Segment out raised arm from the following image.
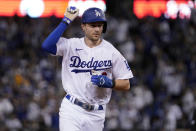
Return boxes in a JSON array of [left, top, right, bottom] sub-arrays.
[[42, 7, 79, 55]]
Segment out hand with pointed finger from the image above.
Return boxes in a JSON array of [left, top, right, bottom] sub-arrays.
[[62, 6, 79, 24], [91, 75, 114, 88]]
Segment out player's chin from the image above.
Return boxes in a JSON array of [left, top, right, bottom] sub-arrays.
[[92, 35, 100, 41]]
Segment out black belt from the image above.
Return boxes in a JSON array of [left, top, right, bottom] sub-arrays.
[[65, 94, 103, 111]]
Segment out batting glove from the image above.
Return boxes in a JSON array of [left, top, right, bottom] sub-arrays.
[[91, 75, 114, 88], [62, 6, 79, 24]]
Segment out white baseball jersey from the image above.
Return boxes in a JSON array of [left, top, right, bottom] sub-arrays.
[[56, 37, 133, 105]]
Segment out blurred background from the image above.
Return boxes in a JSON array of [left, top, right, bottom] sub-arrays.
[[0, 0, 196, 131]]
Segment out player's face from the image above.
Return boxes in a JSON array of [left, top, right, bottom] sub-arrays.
[[82, 22, 104, 41]]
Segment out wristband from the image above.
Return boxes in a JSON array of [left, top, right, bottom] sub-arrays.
[[62, 17, 72, 25]]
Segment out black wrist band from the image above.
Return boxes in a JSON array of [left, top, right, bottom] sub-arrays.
[[112, 79, 115, 88]]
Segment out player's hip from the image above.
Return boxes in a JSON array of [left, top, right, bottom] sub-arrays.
[[59, 95, 106, 119]]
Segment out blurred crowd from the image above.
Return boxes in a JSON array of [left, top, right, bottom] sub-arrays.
[[0, 9, 196, 131]]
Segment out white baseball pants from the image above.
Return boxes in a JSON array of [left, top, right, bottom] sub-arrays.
[[59, 97, 105, 131]]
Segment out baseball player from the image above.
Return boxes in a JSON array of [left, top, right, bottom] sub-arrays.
[[42, 6, 134, 131]]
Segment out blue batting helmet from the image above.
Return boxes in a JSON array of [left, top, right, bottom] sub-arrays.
[[81, 7, 107, 33]]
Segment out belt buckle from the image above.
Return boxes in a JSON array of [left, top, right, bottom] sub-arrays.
[[73, 97, 95, 111], [82, 103, 94, 111]]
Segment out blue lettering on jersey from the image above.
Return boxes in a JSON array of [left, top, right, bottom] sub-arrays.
[[124, 60, 131, 71], [70, 56, 112, 73]]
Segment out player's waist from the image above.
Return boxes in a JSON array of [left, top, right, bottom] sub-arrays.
[[65, 93, 104, 111]]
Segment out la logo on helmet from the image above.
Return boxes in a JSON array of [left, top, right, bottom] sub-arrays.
[[95, 10, 101, 17]]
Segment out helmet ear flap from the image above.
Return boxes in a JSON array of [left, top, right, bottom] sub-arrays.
[[103, 22, 107, 33]]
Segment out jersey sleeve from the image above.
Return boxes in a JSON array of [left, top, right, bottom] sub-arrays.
[[112, 50, 134, 80], [56, 37, 70, 56]]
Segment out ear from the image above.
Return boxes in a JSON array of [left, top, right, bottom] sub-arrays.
[[81, 24, 85, 31]]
